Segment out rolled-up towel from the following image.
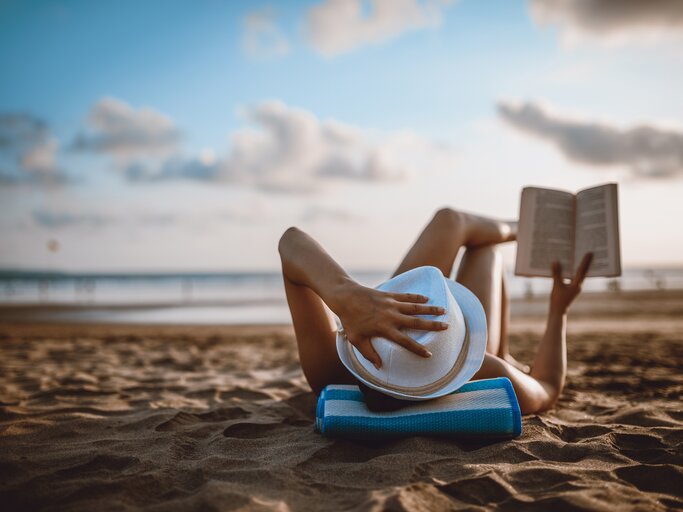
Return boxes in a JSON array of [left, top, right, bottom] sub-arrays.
[[316, 377, 522, 439]]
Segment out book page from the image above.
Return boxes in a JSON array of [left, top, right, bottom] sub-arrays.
[[575, 183, 622, 277], [515, 187, 576, 278]]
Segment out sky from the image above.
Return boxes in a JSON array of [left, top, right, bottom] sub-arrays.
[[1, 0, 683, 272]]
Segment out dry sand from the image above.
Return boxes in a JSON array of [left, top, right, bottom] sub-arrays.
[[1, 291, 683, 511]]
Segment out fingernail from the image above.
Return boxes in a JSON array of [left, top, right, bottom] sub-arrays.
[[374, 361, 382, 370], [424, 350, 433, 358], [437, 308, 446, 314], [440, 322, 449, 329]]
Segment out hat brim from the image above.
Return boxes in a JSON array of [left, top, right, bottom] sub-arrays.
[[336, 278, 488, 401]]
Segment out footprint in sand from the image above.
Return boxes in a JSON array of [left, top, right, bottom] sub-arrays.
[[155, 407, 250, 432]]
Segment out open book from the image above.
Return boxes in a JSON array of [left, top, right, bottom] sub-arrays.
[[515, 183, 622, 278]]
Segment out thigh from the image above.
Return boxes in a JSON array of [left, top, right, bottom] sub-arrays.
[[283, 276, 355, 394], [392, 210, 466, 278], [455, 246, 503, 355]]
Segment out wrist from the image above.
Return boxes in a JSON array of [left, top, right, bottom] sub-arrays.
[[548, 305, 568, 321], [322, 275, 359, 316]]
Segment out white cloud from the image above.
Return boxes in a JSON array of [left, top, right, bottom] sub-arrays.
[[305, 0, 455, 57], [129, 100, 435, 193], [243, 7, 290, 58], [529, 0, 683, 46], [30, 202, 274, 231], [498, 100, 683, 178], [20, 137, 58, 173], [69, 97, 455, 194], [0, 113, 65, 186], [300, 205, 362, 223], [31, 207, 182, 230], [72, 97, 180, 161], [31, 209, 112, 229]]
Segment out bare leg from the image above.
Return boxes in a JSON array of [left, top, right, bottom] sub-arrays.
[[393, 208, 515, 278], [499, 275, 510, 357], [458, 252, 530, 371], [499, 276, 530, 373], [455, 245, 503, 355], [389, 210, 559, 413], [393, 208, 517, 356]]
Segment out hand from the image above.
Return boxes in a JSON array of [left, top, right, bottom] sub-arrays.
[[333, 282, 448, 369], [550, 253, 593, 314]]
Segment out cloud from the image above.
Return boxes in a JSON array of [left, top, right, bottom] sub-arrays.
[[128, 100, 414, 192], [301, 205, 362, 223], [498, 100, 683, 178], [243, 7, 290, 58], [72, 97, 180, 160], [529, 0, 683, 45], [305, 0, 455, 56], [29, 204, 274, 231], [32, 209, 112, 229], [0, 113, 65, 185], [215, 200, 273, 224], [31, 208, 178, 229]]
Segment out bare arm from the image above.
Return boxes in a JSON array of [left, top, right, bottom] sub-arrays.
[[475, 253, 593, 414], [530, 252, 593, 402], [277, 227, 355, 307], [278, 227, 447, 368]]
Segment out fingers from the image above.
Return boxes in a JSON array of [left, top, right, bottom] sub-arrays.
[[572, 252, 593, 286], [354, 337, 383, 370], [387, 330, 432, 358], [388, 292, 429, 304], [551, 261, 563, 286], [398, 315, 448, 332], [396, 302, 445, 316]]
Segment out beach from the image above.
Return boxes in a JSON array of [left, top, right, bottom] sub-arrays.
[[1, 290, 682, 511]]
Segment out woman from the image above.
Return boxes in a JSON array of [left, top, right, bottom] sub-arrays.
[[278, 208, 592, 414]]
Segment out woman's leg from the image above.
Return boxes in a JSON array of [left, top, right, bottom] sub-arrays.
[[281, 274, 355, 395], [455, 247, 530, 370], [498, 276, 530, 372], [455, 245, 503, 355], [392, 208, 515, 278], [393, 208, 515, 355]]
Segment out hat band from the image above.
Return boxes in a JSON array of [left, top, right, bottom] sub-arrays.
[[347, 319, 470, 398]]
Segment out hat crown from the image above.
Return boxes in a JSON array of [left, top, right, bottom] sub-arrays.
[[350, 266, 466, 390]]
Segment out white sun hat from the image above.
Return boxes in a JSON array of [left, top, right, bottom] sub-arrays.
[[336, 266, 488, 401]]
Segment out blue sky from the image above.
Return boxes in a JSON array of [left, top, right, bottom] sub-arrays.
[[1, 1, 545, 142], [1, 0, 682, 271]]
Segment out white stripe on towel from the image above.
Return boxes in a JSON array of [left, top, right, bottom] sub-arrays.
[[327, 385, 359, 391], [324, 388, 509, 418]]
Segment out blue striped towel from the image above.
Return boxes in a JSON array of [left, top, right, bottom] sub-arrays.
[[316, 377, 522, 439]]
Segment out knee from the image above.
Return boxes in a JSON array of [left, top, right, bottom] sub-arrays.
[[430, 207, 466, 233]]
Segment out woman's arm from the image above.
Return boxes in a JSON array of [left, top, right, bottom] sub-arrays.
[[278, 227, 447, 368], [529, 253, 593, 401], [475, 253, 592, 414], [278, 227, 356, 311]]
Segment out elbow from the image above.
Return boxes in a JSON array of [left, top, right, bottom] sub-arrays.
[[278, 226, 301, 257], [520, 382, 562, 415], [539, 382, 563, 413]]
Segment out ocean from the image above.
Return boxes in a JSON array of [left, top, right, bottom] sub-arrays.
[[1, 267, 682, 325]]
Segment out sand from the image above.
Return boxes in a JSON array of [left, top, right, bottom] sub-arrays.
[[1, 292, 683, 511]]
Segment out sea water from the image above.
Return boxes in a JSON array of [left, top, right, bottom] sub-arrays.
[[1, 268, 681, 324]]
